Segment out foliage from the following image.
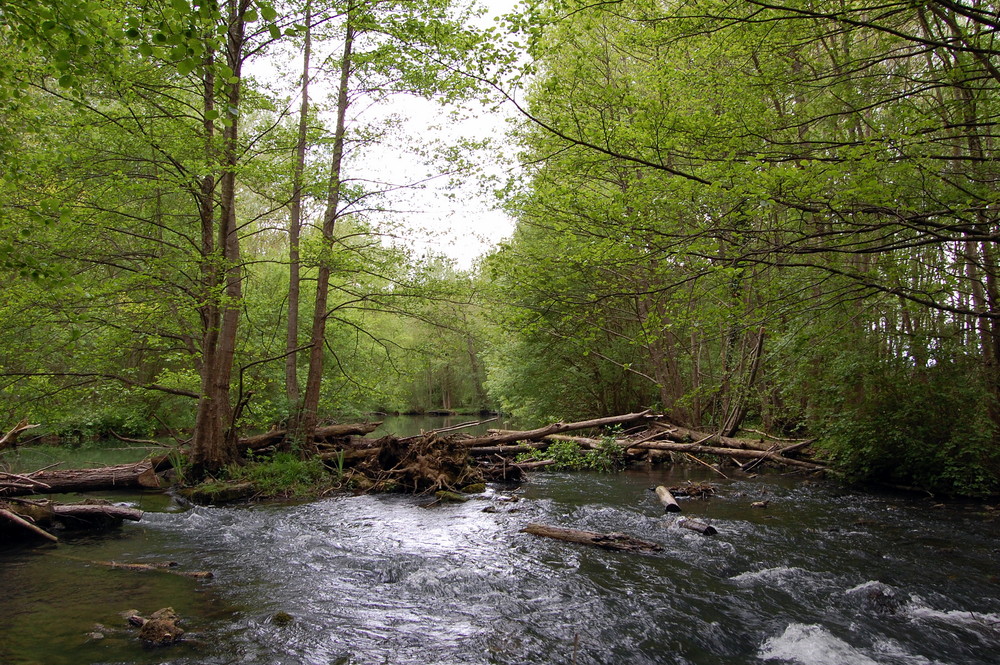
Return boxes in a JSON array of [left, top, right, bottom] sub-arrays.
[[812, 353, 1000, 498], [225, 452, 332, 499], [517, 429, 626, 472]]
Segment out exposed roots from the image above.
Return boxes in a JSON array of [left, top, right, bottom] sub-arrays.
[[356, 435, 484, 494]]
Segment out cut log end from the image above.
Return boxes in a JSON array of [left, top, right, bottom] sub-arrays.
[[677, 517, 717, 536], [653, 485, 682, 513]]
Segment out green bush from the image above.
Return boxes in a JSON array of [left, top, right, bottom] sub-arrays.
[[814, 355, 1000, 497], [517, 432, 626, 472]]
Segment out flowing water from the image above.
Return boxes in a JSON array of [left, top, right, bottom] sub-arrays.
[[2, 433, 999, 665]]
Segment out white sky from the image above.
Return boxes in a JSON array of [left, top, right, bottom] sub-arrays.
[[257, 0, 523, 270], [361, 0, 522, 269]]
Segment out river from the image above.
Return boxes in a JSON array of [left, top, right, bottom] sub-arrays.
[[1, 425, 999, 665]]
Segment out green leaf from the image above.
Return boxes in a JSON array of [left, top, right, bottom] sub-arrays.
[[268, 24, 281, 40], [259, 3, 278, 22], [244, 9, 259, 22]]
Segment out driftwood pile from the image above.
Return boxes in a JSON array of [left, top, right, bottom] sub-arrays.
[[1, 411, 822, 505]]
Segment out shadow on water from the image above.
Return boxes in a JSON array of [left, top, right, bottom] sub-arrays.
[[3, 429, 1000, 664]]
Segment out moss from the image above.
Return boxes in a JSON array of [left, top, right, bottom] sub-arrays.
[[434, 490, 469, 503]]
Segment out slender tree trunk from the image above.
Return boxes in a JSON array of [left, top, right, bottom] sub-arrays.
[[286, 0, 312, 413], [300, 14, 355, 439], [190, 1, 248, 474]]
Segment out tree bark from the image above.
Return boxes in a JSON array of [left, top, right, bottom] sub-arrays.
[[522, 523, 662, 552], [458, 410, 653, 448], [0, 462, 161, 497], [286, 0, 312, 411], [654, 485, 681, 512], [300, 15, 355, 440], [239, 421, 381, 451], [0, 420, 41, 450], [632, 440, 823, 471]]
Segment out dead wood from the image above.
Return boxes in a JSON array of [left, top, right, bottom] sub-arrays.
[[0, 462, 162, 497], [108, 430, 172, 448], [522, 523, 662, 552], [401, 417, 499, 441], [0, 507, 58, 541], [653, 486, 681, 512], [52, 503, 143, 522], [468, 442, 546, 456], [650, 422, 788, 452], [94, 560, 213, 579], [514, 459, 556, 470], [239, 421, 382, 451], [484, 432, 603, 449], [0, 420, 41, 450], [459, 411, 653, 448], [632, 440, 824, 471], [677, 517, 717, 536]]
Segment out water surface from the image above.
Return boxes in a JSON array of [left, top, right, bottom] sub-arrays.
[[2, 467, 998, 665]]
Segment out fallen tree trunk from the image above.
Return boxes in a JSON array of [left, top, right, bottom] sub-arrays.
[[459, 411, 653, 448], [93, 560, 213, 579], [631, 440, 824, 471], [485, 432, 604, 449], [651, 422, 808, 453], [677, 517, 717, 536], [52, 503, 143, 522], [522, 523, 662, 552], [468, 442, 546, 456], [0, 507, 58, 541], [654, 486, 681, 512], [0, 462, 162, 497], [239, 421, 382, 451]]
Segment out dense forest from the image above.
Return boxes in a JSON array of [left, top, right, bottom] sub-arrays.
[[2, 0, 999, 496]]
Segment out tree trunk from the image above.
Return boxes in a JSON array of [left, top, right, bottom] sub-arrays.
[[300, 16, 356, 440], [522, 523, 662, 552], [654, 485, 681, 512], [458, 410, 653, 448], [286, 0, 312, 412], [190, 1, 248, 474]]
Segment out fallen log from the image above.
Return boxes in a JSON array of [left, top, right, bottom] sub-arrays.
[[522, 523, 662, 552], [484, 432, 603, 449], [0, 461, 162, 497], [239, 422, 382, 451], [459, 411, 653, 448], [0, 507, 58, 542], [650, 422, 794, 453], [52, 503, 143, 523], [677, 517, 717, 536], [631, 440, 824, 471], [401, 417, 499, 440], [468, 442, 546, 456], [653, 486, 681, 513]]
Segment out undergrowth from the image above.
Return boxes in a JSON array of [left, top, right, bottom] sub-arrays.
[[223, 452, 334, 499], [516, 429, 626, 472]]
